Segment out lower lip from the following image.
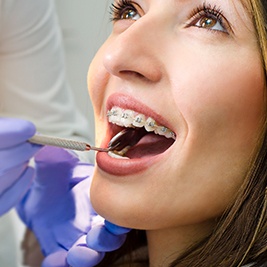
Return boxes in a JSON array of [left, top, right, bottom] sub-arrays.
[[96, 152, 162, 176]]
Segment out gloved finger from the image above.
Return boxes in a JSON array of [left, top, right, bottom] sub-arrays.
[[0, 166, 34, 215], [34, 146, 79, 190], [42, 250, 68, 267], [105, 220, 131, 235], [0, 163, 28, 195], [0, 118, 36, 148], [0, 142, 41, 171], [67, 242, 105, 267], [86, 224, 127, 252], [50, 178, 94, 251], [70, 163, 94, 188], [52, 221, 87, 251]]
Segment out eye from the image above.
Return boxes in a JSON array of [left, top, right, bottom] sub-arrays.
[[121, 9, 141, 20], [187, 4, 231, 34], [195, 15, 225, 32], [110, 0, 141, 22]]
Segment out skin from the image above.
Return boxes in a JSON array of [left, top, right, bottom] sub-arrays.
[[88, 0, 265, 265]]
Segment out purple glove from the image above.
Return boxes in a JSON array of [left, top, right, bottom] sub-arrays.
[[67, 220, 131, 267], [16, 146, 130, 267], [0, 117, 41, 215]]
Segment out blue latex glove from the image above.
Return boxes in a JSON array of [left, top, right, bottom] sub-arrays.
[[0, 117, 41, 215], [16, 146, 130, 267], [67, 220, 131, 267]]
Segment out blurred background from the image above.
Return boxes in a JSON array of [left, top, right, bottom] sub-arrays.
[[0, 1, 113, 266], [55, 0, 112, 139]]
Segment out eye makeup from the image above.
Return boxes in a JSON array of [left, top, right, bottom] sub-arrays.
[[109, 0, 233, 35], [186, 2, 232, 34], [110, 0, 139, 21]]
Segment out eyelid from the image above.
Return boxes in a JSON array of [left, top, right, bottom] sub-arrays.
[[110, 0, 144, 22], [186, 4, 233, 35]]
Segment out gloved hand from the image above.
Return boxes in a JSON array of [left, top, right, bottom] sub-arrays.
[[16, 146, 130, 267], [67, 220, 131, 267], [0, 117, 41, 215]]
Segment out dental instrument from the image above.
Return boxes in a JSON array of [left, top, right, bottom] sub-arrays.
[[29, 134, 109, 152], [29, 128, 143, 154], [108, 128, 147, 151]]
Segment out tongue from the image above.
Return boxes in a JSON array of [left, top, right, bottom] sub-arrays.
[[109, 128, 175, 159], [125, 133, 174, 159]]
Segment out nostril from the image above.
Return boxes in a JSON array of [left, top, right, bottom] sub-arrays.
[[119, 70, 151, 82]]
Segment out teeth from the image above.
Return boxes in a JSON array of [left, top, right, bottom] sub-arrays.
[[108, 151, 129, 159], [121, 109, 135, 127], [132, 114, 146, 127], [107, 107, 176, 140], [155, 126, 176, 139], [108, 107, 123, 125], [145, 117, 157, 132]]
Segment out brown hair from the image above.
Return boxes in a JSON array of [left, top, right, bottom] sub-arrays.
[[167, 1, 267, 266], [98, 1, 267, 266], [248, 0, 267, 74]]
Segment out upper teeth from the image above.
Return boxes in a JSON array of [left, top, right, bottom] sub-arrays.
[[107, 107, 176, 139]]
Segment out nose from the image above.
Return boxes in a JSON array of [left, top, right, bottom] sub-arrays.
[[103, 18, 163, 83]]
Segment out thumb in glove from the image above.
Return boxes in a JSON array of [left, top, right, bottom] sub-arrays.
[[0, 117, 41, 215], [66, 220, 131, 267]]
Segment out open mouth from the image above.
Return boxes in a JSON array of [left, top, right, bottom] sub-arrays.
[[107, 107, 176, 159]]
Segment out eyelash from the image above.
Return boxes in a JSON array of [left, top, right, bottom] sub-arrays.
[[187, 3, 229, 33], [109, 1, 230, 33], [109, 0, 137, 22]]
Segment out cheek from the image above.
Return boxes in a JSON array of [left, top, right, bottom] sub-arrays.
[[172, 54, 265, 186], [162, 50, 266, 222], [171, 49, 265, 145]]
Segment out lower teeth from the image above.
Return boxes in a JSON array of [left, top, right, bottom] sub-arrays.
[[108, 151, 129, 159]]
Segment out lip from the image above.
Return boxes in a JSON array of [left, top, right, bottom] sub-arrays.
[[96, 93, 176, 176]]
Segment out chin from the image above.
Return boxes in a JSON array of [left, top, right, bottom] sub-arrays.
[[90, 170, 128, 226], [90, 169, 153, 229]]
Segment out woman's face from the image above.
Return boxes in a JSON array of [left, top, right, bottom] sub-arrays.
[[89, 0, 265, 230]]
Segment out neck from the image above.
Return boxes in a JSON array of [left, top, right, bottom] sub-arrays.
[[146, 220, 215, 267]]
